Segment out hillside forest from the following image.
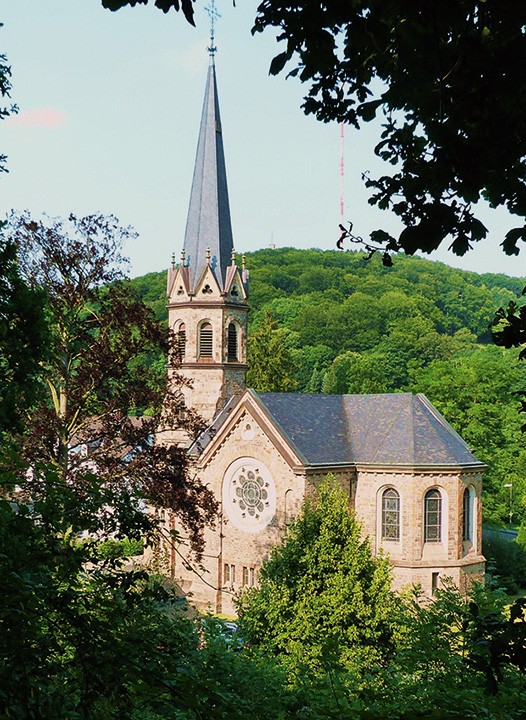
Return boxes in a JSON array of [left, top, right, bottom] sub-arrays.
[[132, 247, 526, 528]]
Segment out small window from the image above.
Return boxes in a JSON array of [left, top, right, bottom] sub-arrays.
[[242, 566, 249, 586], [432, 571, 440, 595], [424, 489, 442, 542], [224, 563, 230, 583], [250, 567, 255, 586], [381, 488, 400, 541], [462, 488, 472, 542], [227, 322, 238, 361], [177, 323, 186, 359], [199, 322, 213, 358]]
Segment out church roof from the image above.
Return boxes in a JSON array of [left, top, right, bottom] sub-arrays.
[[253, 391, 483, 468], [182, 58, 234, 292]]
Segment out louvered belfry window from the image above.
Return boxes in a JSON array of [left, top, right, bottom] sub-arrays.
[[199, 322, 213, 358], [177, 323, 186, 358], [227, 322, 238, 361]]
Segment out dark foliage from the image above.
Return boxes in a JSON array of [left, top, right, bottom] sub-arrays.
[[254, 1, 526, 260], [0, 235, 49, 434], [0, 458, 291, 720], [491, 289, 526, 430], [0, 23, 16, 174], [483, 534, 526, 594], [102, 0, 196, 26], [5, 211, 217, 555]]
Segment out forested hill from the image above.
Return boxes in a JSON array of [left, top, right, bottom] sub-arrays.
[[132, 247, 524, 337], [131, 248, 526, 524]]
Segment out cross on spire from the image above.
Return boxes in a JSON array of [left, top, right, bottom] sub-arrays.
[[205, 0, 220, 57]]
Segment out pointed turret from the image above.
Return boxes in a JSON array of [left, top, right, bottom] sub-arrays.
[[183, 56, 234, 292]]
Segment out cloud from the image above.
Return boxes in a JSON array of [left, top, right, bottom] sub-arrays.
[[6, 107, 66, 128], [161, 40, 208, 74], [180, 40, 209, 73]]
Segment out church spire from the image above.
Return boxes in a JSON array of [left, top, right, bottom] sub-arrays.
[[182, 48, 233, 292]]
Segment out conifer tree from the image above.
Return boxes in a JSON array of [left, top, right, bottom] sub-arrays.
[[247, 310, 298, 392], [237, 478, 397, 674]]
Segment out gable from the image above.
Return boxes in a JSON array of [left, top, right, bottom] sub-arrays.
[[189, 391, 303, 471], [167, 264, 191, 302], [224, 265, 248, 302], [193, 263, 223, 299]]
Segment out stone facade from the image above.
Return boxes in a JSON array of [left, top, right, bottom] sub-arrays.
[[164, 256, 248, 446], [169, 393, 485, 617]]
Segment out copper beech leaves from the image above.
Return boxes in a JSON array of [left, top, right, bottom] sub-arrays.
[[5, 211, 217, 556]]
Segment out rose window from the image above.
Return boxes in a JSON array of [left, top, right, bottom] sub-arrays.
[[223, 458, 276, 532], [235, 470, 268, 515]]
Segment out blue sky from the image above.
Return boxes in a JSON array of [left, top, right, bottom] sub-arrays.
[[2, 0, 525, 279]]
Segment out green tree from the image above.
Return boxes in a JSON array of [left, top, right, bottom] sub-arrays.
[[323, 351, 361, 394], [492, 294, 526, 435], [247, 310, 298, 392], [411, 345, 526, 523], [237, 478, 397, 675]]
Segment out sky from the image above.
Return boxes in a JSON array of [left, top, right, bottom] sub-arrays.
[[2, 0, 525, 280]]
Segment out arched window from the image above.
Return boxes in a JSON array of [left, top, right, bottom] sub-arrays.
[[462, 487, 472, 542], [381, 488, 400, 541], [175, 392, 186, 422], [424, 489, 442, 542], [199, 322, 213, 358], [227, 322, 238, 361], [177, 322, 186, 359]]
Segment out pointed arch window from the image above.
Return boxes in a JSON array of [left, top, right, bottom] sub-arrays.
[[227, 322, 238, 362], [177, 323, 186, 359], [381, 488, 400, 541], [424, 489, 442, 542], [199, 322, 213, 358]]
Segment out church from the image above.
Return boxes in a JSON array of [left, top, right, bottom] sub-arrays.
[[164, 54, 486, 617]]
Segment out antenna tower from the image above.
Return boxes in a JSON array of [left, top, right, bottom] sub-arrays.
[[339, 121, 345, 226]]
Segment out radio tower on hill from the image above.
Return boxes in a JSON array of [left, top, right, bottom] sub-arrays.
[[340, 121, 345, 226]]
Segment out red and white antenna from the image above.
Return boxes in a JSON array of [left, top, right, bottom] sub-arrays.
[[339, 121, 345, 226]]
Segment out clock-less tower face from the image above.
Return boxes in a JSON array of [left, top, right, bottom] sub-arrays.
[[222, 457, 276, 532]]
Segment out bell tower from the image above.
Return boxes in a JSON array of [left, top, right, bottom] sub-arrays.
[[166, 52, 249, 443]]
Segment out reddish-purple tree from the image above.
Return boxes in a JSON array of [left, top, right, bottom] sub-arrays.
[[7, 211, 216, 555]]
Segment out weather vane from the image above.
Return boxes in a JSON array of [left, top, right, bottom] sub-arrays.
[[205, 0, 220, 57]]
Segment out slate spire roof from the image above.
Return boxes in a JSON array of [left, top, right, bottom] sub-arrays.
[[182, 56, 234, 292]]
